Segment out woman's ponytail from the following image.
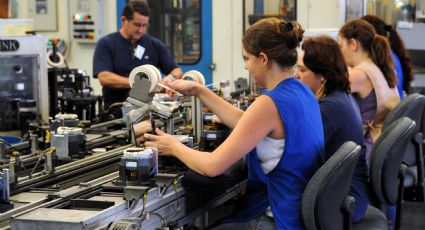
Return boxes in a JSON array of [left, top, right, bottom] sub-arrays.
[[370, 34, 397, 88]]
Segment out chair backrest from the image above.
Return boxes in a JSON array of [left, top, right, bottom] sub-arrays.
[[370, 117, 416, 205], [302, 141, 361, 230], [383, 93, 425, 165]]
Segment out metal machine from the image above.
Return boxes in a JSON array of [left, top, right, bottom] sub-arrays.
[[48, 68, 102, 122], [51, 126, 85, 160], [123, 65, 197, 145], [119, 147, 158, 186], [0, 35, 49, 134], [1, 65, 247, 229]]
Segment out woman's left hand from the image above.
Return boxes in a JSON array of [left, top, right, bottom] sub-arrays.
[[144, 128, 179, 156]]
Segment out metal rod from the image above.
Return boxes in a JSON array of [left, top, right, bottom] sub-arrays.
[[157, 83, 183, 97]]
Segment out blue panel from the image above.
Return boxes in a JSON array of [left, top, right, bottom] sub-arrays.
[[254, 0, 264, 15], [116, 0, 212, 85], [180, 0, 212, 85], [116, 0, 127, 29]]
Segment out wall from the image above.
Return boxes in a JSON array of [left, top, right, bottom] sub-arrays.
[[13, 0, 347, 94], [212, 0, 345, 89], [212, 0, 247, 87], [297, 0, 345, 29], [15, 0, 117, 96]]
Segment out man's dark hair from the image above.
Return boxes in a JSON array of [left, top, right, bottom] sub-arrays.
[[122, 1, 150, 20]]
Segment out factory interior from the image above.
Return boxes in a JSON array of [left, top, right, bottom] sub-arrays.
[[1, 0, 425, 229]]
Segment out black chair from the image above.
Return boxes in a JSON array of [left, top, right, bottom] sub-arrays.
[[382, 93, 425, 201], [302, 141, 363, 230], [367, 117, 416, 230], [303, 118, 416, 230]]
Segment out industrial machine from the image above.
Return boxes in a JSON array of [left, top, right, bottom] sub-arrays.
[[199, 112, 230, 151], [0, 65, 247, 229], [0, 35, 48, 134], [119, 147, 158, 186], [48, 67, 102, 122], [123, 65, 200, 145]]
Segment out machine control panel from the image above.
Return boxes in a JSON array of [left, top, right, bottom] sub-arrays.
[[69, 0, 105, 43]]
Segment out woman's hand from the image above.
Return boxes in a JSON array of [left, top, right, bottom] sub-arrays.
[[133, 120, 153, 137], [144, 128, 180, 156], [211, 114, 222, 124], [170, 80, 201, 96], [161, 75, 175, 96]]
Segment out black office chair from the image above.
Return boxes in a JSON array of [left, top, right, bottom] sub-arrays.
[[382, 93, 425, 201], [302, 141, 363, 230], [303, 118, 416, 230], [367, 117, 416, 230]]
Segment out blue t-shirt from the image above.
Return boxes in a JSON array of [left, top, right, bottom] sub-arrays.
[[319, 90, 369, 222], [224, 78, 324, 229], [93, 32, 178, 108], [392, 51, 403, 99]]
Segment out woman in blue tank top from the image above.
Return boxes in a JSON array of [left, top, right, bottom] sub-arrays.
[[144, 18, 324, 230]]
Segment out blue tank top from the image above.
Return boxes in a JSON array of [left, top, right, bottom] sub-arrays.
[[392, 51, 403, 99], [224, 78, 324, 229]]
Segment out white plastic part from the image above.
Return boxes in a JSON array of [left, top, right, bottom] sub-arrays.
[[123, 147, 155, 158], [56, 126, 83, 135], [182, 70, 206, 85], [128, 64, 162, 93], [55, 113, 78, 120], [15, 83, 25, 91], [47, 50, 65, 67]]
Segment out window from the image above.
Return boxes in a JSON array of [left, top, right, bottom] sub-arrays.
[[148, 0, 201, 64]]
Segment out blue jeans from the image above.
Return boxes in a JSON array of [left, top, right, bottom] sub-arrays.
[[212, 214, 276, 230]]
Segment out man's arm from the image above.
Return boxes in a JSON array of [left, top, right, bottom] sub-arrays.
[[98, 71, 131, 89], [162, 67, 184, 87], [168, 67, 183, 79], [93, 36, 129, 89]]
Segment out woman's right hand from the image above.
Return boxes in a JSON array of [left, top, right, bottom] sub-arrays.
[[170, 80, 202, 96], [211, 114, 223, 124]]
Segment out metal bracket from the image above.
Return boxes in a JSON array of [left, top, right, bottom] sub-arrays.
[[129, 77, 154, 104], [123, 186, 150, 201]]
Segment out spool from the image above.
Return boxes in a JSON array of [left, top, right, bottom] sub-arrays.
[[128, 64, 162, 93], [55, 113, 78, 120], [56, 127, 83, 135], [47, 50, 65, 67], [182, 70, 206, 85]]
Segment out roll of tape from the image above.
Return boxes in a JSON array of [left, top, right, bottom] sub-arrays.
[[182, 70, 206, 85], [128, 64, 162, 93], [47, 50, 65, 67], [55, 113, 78, 120]]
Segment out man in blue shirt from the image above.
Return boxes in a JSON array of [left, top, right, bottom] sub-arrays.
[[93, 1, 183, 109]]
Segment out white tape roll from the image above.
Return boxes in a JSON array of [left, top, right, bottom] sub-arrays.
[[55, 113, 78, 120], [47, 50, 65, 67], [123, 147, 154, 158], [182, 70, 206, 85], [128, 64, 162, 93]]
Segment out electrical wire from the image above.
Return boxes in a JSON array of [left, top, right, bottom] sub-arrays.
[[138, 192, 148, 219], [28, 147, 56, 179], [148, 212, 167, 227]]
